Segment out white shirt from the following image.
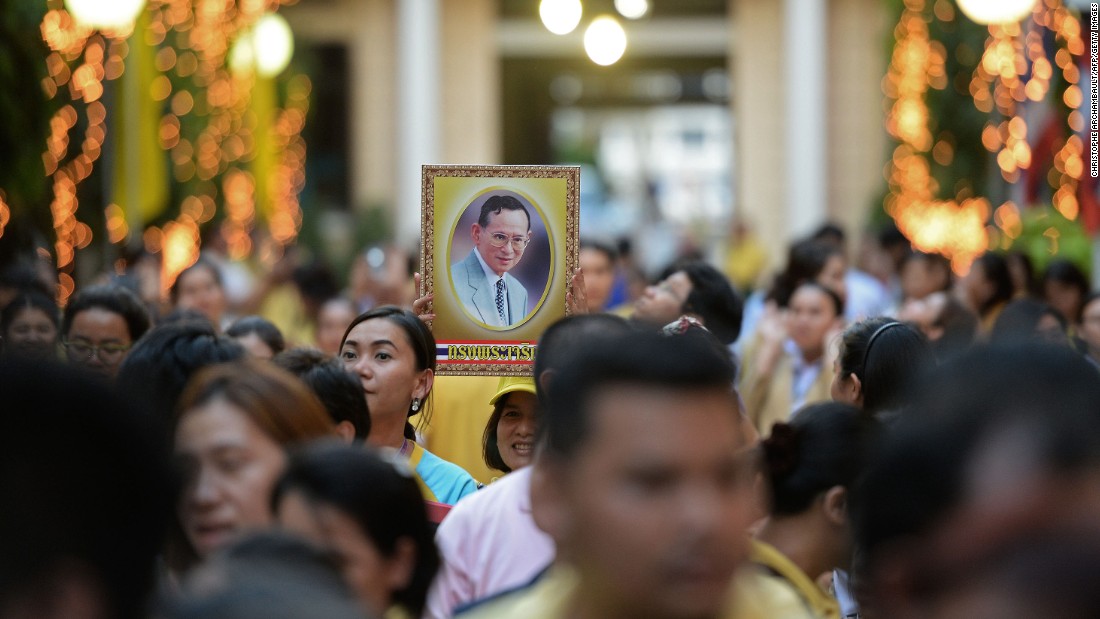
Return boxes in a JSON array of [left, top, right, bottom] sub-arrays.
[[784, 339, 823, 414]]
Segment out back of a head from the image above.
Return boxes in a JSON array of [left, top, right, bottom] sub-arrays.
[[0, 359, 173, 619], [116, 321, 245, 420], [274, 347, 371, 441], [976, 253, 1014, 312], [991, 298, 1067, 344], [838, 318, 935, 415], [761, 402, 871, 516], [544, 329, 736, 459], [164, 531, 368, 619], [273, 443, 436, 617], [533, 314, 634, 400], [62, 284, 152, 342], [853, 342, 1100, 571]]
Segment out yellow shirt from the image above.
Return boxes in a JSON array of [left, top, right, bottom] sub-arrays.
[[748, 539, 841, 619], [457, 563, 806, 619]]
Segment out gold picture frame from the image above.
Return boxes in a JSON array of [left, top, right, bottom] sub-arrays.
[[421, 164, 579, 376]]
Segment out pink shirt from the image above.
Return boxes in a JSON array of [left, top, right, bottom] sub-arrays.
[[425, 467, 555, 618]]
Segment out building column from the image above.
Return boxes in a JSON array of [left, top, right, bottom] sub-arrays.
[[783, 0, 829, 239], [396, 0, 441, 246]]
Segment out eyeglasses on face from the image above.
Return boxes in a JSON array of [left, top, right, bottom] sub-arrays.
[[63, 339, 131, 363], [487, 232, 530, 251]]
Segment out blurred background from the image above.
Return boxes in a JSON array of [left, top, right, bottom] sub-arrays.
[[1, 0, 1097, 305]]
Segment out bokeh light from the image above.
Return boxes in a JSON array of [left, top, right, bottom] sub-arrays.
[[615, 0, 649, 20], [957, 0, 1039, 25], [540, 0, 583, 36], [584, 15, 627, 66], [64, 0, 146, 31]]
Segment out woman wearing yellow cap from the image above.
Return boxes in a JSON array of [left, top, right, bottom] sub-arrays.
[[481, 376, 538, 476]]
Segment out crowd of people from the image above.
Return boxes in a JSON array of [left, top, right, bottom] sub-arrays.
[[2, 220, 1100, 619]]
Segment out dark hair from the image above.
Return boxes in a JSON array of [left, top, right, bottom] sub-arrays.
[[169, 259, 223, 303], [579, 239, 618, 264], [340, 306, 435, 440], [657, 261, 743, 345], [1, 290, 58, 334], [768, 239, 845, 308], [159, 308, 214, 328], [837, 318, 935, 415], [930, 294, 978, 361], [477, 194, 530, 230], [1042, 259, 1091, 322], [761, 402, 872, 515], [0, 262, 52, 300], [273, 443, 439, 617], [852, 343, 1100, 574], [115, 321, 245, 420], [543, 330, 736, 459], [0, 359, 173, 619], [274, 347, 371, 441], [292, 259, 341, 308], [972, 253, 1014, 316], [226, 315, 286, 356], [811, 222, 846, 248], [62, 285, 152, 342], [165, 531, 364, 619], [534, 314, 634, 402], [1006, 250, 1039, 298], [990, 298, 1068, 344], [791, 281, 845, 317]]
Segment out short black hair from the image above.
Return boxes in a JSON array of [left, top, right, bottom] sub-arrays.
[[62, 284, 152, 342], [477, 194, 531, 231], [991, 298, 1067, 343], [273, 443, 439, 617], [274, 347, 371, 441], [115, 321, 245, 421], [0, 262, 52, 300], [0, 359, 173, 619], [761, 402, 873, 515], [543, 330, 736, 459], [533, 314, 634, 403], [226, 315, 286, 356]]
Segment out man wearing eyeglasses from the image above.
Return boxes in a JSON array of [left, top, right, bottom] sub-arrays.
[[451, 195, 532, 328]]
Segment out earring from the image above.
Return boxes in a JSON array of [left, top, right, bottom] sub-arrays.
[[411, 398, 420, 412]]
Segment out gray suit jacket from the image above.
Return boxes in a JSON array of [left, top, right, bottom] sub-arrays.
[[450, 250, 529, 327]]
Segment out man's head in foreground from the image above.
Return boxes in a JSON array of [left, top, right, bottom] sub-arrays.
[[533, 330, 755, 619]]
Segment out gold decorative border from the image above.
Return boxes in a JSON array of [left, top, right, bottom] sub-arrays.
[[421, 164, 580, 376]]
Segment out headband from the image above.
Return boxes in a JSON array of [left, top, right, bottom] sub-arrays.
[[861, 321, 903, 371]]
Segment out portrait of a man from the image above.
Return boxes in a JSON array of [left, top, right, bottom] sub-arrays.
[[450, 195, 534, 328]]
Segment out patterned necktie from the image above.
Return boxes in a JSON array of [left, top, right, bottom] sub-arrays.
[[495, 278, 507, 324]]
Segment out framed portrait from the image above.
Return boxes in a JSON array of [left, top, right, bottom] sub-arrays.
[[421, 164, 579, 376]]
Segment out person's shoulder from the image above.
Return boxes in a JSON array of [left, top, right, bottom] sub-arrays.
[[455, 566, 574, 619], [414, 444, 480, 503]]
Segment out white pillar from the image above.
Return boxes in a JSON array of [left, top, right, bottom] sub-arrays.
[[783, 0, 828, 237], [396, 0, 440, 246]]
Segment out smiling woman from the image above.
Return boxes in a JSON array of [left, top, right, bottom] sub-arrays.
[[482, 376, 538, 475]]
